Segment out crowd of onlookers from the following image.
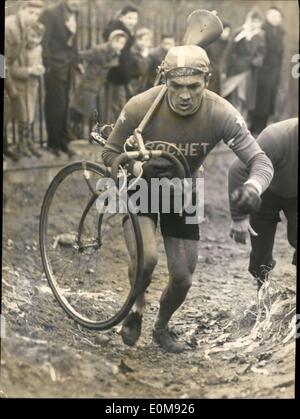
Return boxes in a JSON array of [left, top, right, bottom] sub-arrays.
[[4, 0, 285, 162]]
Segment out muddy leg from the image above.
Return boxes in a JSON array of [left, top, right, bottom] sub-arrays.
[[121, 215, 158, 346], [153, 237, 198, 353], [156, 237, 198, 328], [123, 215, 158, 314]]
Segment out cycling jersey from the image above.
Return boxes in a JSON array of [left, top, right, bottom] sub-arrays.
[[102, 85, 273, 193]]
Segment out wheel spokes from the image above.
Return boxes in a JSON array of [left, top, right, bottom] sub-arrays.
[[40, 163, 140, 328]]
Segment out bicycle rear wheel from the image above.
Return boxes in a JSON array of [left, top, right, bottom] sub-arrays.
[[39, 161, 143, 330]]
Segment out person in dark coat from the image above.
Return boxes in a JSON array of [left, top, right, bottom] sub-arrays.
[[147, 34, 176, 88], [102, 5, 139, 123], [39, 0, 81, 157], [71, 30, 128, 127], [251, 7, 285, 136], [128, 28, 153, 95], [222, 9, 266, 123], [205, 23, 231, 95]]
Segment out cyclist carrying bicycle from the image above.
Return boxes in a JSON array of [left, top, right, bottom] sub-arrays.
[[102, 45, 274, 353]]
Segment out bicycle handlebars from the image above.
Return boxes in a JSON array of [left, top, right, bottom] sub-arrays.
[[110, 149, 186, 184]]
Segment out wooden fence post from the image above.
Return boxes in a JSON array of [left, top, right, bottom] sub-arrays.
[[38, 76, 44, 147]]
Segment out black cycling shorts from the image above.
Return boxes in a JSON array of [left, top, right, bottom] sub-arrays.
[[124, 188, 200, 241]]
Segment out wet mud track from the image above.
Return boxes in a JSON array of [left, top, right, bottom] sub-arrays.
[[1, 144, 296, 398]]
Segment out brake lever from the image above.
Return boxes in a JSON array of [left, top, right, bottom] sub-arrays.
[[89, 130, 107, 146]]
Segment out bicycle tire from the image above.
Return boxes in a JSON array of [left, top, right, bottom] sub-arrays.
[[39, 160, 144, 330]]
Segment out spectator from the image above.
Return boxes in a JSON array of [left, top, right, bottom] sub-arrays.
[[103, 5, 139, 123], [147, 34, 176, 87], [4, 0, 44, 161], [39, 0, 81, 158], [222, 9, 266, 123], [251, 7, 285, 135], [128, 27, 154, 95], [205, 23, 231, 95], [10, 22, 45, 158], [71, 30, 128, 127]]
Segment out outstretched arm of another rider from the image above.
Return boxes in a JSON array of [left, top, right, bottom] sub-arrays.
[[228, 118, 298, 222]]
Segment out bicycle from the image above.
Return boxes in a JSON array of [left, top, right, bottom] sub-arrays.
[[39, 103, 188, 330], [39, 9, 223, 331]]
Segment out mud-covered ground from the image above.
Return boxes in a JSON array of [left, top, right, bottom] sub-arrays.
[[1, 142, 296, 398]]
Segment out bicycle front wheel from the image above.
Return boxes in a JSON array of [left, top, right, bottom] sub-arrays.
[[39, 161, 143, 330]]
